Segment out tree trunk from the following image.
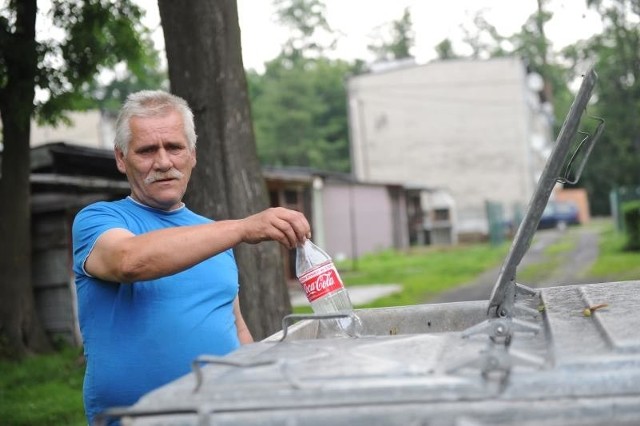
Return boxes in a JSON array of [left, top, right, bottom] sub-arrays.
[[0, 0, 51, 358], [158, 0, 292, 340]]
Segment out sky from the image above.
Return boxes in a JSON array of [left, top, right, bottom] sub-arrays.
[[139, 0, 602, 73]]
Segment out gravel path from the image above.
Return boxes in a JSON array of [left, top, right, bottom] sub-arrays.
[[428, 226, 600, 303]]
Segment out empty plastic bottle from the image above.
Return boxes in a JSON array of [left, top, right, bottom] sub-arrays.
[[295, 239, 354, 314]]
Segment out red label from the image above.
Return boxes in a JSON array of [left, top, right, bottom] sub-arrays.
[[299, 262, 344, 302]]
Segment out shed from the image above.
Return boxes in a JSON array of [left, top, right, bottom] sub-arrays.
[[30, 142, 130, 344]]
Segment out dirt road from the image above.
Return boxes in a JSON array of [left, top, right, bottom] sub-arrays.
[[428, 225, 600, 303]]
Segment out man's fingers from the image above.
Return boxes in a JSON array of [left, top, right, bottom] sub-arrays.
[[273, 217, 300, 249], [241, 207, 311, 248]]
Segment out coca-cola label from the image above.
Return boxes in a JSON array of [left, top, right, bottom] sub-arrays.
[[299, 262, 344, 302]]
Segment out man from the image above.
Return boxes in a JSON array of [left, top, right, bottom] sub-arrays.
[[72, 90, 310, 425]]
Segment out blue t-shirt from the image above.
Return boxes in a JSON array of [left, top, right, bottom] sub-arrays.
[[72, 197, 241, 425]]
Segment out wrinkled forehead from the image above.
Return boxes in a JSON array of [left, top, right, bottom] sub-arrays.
[[129, 111, 187, 144]]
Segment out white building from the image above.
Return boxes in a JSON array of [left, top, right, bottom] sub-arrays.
[[30, 110, 115, 149], [347, 57, 554, 238]]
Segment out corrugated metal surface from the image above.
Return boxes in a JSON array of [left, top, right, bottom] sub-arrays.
[[98, 281, 640, 426]]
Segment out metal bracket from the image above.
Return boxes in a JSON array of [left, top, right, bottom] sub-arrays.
[[462, 317, 541, 344], [450, 324, 545, 391], [492, 282, 540, 319], [557, 116, 605, 185], [191, 355, 278, 392], [279, 312, 362, 341]]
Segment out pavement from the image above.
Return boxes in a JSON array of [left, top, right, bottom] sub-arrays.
[[289, 283, 403, 307]]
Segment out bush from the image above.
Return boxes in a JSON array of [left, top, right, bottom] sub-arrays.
[[622, 200, 640, 251]]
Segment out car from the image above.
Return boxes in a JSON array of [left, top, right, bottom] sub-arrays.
[[537, 200, 580, 230]]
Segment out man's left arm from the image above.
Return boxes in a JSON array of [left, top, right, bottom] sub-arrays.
[[233, 296, 253, 344]]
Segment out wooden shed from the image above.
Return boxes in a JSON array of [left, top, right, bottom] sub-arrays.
[[30, 142, 129, 344]]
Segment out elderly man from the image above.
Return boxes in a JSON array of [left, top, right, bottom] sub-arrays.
[[72, 90, 310, 425]]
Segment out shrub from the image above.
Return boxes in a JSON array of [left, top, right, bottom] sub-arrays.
[[622, 200, 640, 251]]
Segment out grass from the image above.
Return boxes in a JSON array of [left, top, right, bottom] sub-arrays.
[[589, 221, 640, 281], [0, 345, 86, 426], [342, 244, 511, 308], [293, 242, 510, 313]]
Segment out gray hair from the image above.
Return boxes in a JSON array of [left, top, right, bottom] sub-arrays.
[[114, 90, 197, 155]]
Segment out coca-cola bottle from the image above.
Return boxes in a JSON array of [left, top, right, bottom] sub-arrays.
[[295, 239, 354, 314]]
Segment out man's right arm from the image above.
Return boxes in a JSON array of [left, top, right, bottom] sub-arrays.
[[85, 207, 311, 283]]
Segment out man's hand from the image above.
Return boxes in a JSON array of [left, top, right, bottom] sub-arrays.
[[239, 207, 311, 249]]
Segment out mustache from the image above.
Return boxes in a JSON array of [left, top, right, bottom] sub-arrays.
[[144, 169, 185, 185]]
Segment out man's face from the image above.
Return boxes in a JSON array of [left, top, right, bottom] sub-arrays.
[[115, 109, 196, 211]]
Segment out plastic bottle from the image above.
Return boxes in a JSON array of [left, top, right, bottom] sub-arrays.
[[296, 239, 354, 314]]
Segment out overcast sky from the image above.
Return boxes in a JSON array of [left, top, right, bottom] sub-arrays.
[[139, 0, 601, 72]]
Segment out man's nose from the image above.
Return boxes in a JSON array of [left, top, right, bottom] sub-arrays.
[[154, 148, 172, 170]]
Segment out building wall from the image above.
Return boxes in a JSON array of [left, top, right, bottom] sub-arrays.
[[30, 110, 115, 149], [32, 211, 81, 345], [321, 182, 399, 260], [348, 57, 553, 236]]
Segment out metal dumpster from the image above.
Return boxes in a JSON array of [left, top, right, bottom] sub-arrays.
[[97, 69, 640, 426]]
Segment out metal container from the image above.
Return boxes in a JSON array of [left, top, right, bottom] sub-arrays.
[[100, 280, 640, 426], [97, 68, 640, 426]]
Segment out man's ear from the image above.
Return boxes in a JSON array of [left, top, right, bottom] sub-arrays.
[[115, 147, 127, 174], [191, 147, 197, 168]]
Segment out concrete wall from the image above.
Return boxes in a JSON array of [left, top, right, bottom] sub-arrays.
[[348, 57, 553, 236], [30, 110, 115, 149]]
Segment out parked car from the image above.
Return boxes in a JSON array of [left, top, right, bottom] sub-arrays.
[[538, 200, 580, 229]]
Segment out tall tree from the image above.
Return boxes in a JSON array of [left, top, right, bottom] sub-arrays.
[[0, 0, 151, 358], [434, 38, 459, 60], [249, 57, 355, 172], [86, 40, 168, 114], [562, 0, 640, 214], [247, 0, 359, 172], [368, 7, 414, 61], [274, 0, 335, 62], [509, 0, 574, 132], [158, 0, 290, 340], [460, 12, 509, 59]]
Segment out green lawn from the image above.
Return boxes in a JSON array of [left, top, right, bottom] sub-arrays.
[[589, 220, 640, 281], [5, 217, 639, 425], [339, 243, 510, 308], [0, 346, 86, 426]]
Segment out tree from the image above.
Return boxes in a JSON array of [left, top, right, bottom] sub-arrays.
[[434, 38, 459, 60], [157, 0, 291, 340], [86, 41, 168, 114], [0, 0, 152, 358], [508, 2, 573, 133], [562, 0, 640, 214], [460, 12, 510, 59], [368, 7, 414, 61], [246, 0, 360, 173], [249, 56, 355, 172], [273, 0, 335, 62]]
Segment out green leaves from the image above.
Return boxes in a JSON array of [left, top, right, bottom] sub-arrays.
[[249, 56, 354, 172], [19, 0, 164, 123]]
